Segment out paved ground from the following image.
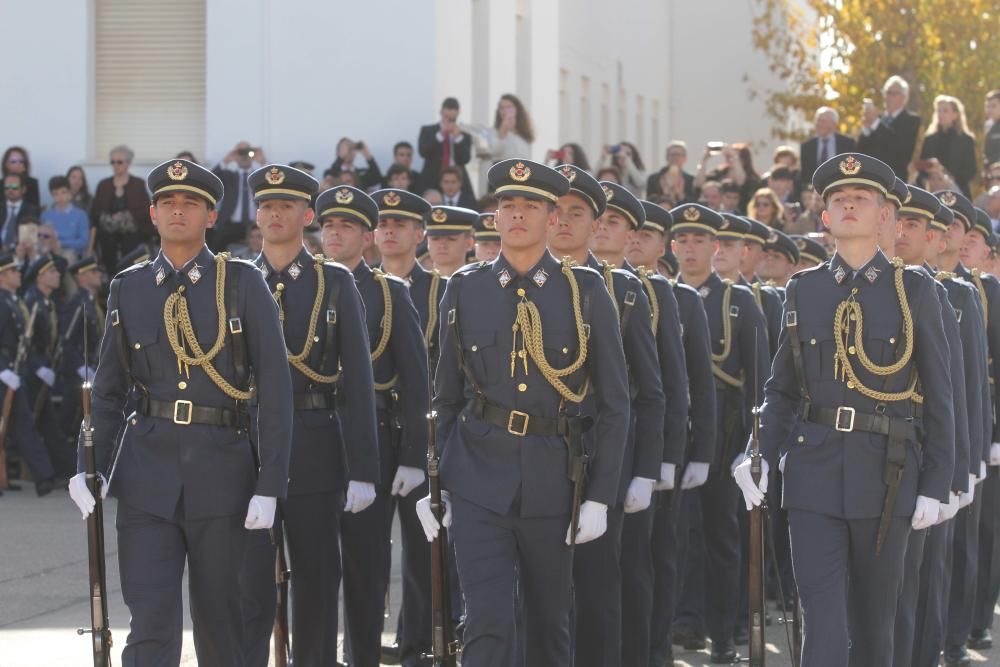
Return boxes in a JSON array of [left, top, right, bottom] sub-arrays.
[[1, 489, 997, 666]]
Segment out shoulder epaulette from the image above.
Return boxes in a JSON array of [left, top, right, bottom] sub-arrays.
[[114, 260, 150, 280], [454, 261, 490, 275], [788, 263, 826, 281]]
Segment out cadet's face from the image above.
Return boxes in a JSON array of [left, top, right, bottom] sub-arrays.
[[672, 232, 717, 272], [960, 231, 990, 269], [761, 250, 793, 281], [151, 192, 217, 243], [627, 228, 666, 268], [712, 238, 746, 275], [822, 186, 887, 240], [942, 220, 966, 253], [39, 266, 60, 291], [321, 216, 367, 264], [427, 233, 471, 268], [551, 194, 596, 255], [0, 267, 20, 291], [592, 211, 633, 255], [375, 216, 423, 258], [496, 196, 557, 251], [256, 199, 313, 244], [894, 216, 931, 264], [741, 242, 765, 275], [475, 240, 501, 262]]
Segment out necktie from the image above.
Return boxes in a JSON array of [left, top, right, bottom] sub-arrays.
[[818, 137, 828, 165], [442, 134, 451, 168]]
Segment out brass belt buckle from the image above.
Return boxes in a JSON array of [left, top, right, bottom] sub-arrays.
[[173, 399, 193, 425], [835, 406, 855, 432], [507, 410, 530, 436]]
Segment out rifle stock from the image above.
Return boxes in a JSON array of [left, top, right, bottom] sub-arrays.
[[748, 330, 766, 666], [272, 520, 290, 667], [427, 409, 458, 666], [0, 302, 38, 489]]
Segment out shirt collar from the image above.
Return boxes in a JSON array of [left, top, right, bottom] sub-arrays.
[[352, 259, 372, 280], [492, 251, 559, 290], [255, 246, 313, 281], [828, 249, 889, 285], [152, 245, 214, 287]]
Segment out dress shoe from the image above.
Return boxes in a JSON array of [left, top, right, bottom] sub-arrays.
[[381, 641, 401, 665], [35, 478, 55, 497], [944, 644, 972, 666], [710, 641, 738, 664], [672, 624, 707, 650], [969, 629, 993, 650]]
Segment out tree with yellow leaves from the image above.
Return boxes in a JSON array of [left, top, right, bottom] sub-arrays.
[[751, 0, 1000, 180]]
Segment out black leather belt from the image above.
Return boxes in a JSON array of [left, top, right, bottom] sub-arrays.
[[375, 390, 396, 412], [141, 397, 248, 429], [468, 396, 592, 437], [294, 390, 336, 411], [806, 405, 917, 442]]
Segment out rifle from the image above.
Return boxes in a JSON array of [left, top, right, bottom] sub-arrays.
[[272, 518, 290, 667], [34, 302, 82, 426], [748, 334, 766, 666], [427, 408, 459, 666], [76, 302, 113, 665], [0, 301, 38, 490]]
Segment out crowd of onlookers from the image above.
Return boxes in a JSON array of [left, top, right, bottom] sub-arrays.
[[4, 77, 1000, 283]]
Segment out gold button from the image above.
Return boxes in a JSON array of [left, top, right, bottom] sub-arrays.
[[471, 345, 478, 352], [850, 314, 856, 321], [134, 342, 141, 349], [131, 418, 137, 425], [178, 381, 187, 390], [517, 288, 526, 297], [518, 383, 527, 392], [847, 381, 855, 389], [889, 337, 896, 344], [797, 435, 804, 443], [562, 347, 569, 354], [518, 350, 526, 358], [809, 338, 816, 345], [848, 345, 856, 354]]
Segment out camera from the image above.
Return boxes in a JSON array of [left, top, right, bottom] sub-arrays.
[[608, 144, 622, 154], [707, 141, 725, 154], [551, 149, 566, 162], [237, 147, 260, 159]]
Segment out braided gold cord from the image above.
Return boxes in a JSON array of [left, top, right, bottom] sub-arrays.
[[375, 374, 398, 392], [163, 256, 252, 400], [513, 259, 589, 403], [971, 269, 989, 328], [831, 260, 920, 403], [751, 282, 763, 311], [425, 270, 441, 347], [637, 266, 659, 335], [935, 271, 957, 282], [370, 269, 393, 362], [272, 258, 340, 384], [601, 261, 620, 320], [712, 281, 734, 364]]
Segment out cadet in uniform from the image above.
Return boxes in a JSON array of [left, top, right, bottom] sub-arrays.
[[371, 186, 440, 665], [318, 184, 429, 667], [735, 153, 955, 666], [425, 205, 476, 277], [548, 165, 664, 667], [473, 211, 501, 262], [58, 256, 104, 442], [671, 202, 769, 662], [416, 158, 630, 666], [241, 164, 379, 667], [761, 227, 800, 288], [68, 159, 294, 665], [0, 252, 57, 495], [792, 234, 830, 270]]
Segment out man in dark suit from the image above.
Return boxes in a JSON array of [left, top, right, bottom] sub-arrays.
[[210, 141, 267, 251], [417, 97, 473, 197], [647, 141, 696, 202], [1, 172, 41, 250], [857, 75, 922, 179], [800, 106, 856, 187], [438, 167, 477, 208]]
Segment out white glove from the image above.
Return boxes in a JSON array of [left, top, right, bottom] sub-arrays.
[[911, 495, 941, 530], [0, 369, 20, 391], [35, 366, 55, 387], [730, 452, 747, 475], [733, 456, 770, 510], [68, 471, 107, 519], [680, 461, 711, 490], [653, 462, 676, 491], [243, 495, 277, 530], [624, 477, 655, 513], [344, 480, 376, 514], [567, 500, 608, 545], [390, 465, 426, 497], [977, 460, 988, 484], [990, 443, 1000, 466], [77, 365, 96, 382], [937, 492, 960, 524], [415, 490, 452, 542]]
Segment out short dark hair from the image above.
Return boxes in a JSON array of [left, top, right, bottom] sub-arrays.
[[3, 172, 25, 187], [48, 176, 70, 192], [393, 141, 413, 154], [386, 163, 410, 180], [719, 179, 741, 195], [440, 166, 463, 183], [769, 165, 795, 181], [442, 97, 460, 111]]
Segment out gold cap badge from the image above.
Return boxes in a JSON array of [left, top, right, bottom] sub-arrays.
[[602, 184, 614, 202], [167, 161, 188, 181], [795, 238, 807, 250], [383, 191, 401, 207], [510, 161, 531, 182], [482, 215, 496, 229], [431, 208, 448, 223], [265, 167, 285, 185], [560, 165, 577, 183], [839, 156, 862, 176], [940, 191, 957, 206], [683, 207, 700, 222]]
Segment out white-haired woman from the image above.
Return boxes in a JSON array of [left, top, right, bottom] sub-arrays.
[[919, 95, 977, 197], [91, 145, 151, 272]]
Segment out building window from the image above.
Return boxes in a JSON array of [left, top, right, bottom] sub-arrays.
[[93, 0, 206, 162]]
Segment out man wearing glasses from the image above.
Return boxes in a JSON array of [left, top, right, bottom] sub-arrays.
[[1, 173, 40, 250]]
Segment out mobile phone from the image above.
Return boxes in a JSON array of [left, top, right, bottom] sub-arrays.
[[707, 141, 725, 153], [609, 144, 622, 154], [552, 149, 566, 162], [355, 142, 365, 150]]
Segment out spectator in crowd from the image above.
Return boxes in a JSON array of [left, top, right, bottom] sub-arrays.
[[288, 160, 315, 175], [305, 232, 323, 256], [747, 187, 784, 229], [986, 161, 1000, 192], [2, 146, 40, 207], [390, 141, 421, 192], [40, 176, 89, 261], [772, 145, 799, 172], [857, 74, 922, 179], [418, 97, 473, 197], [320, 169, 338, 191], [35, 224, 68, 276], [800, 106, 856, 187], [175, 150, 200, 163], [719, 179, 742, 212], [985, 89, 1000, 172], [337, 170, 360, 188], [476, 194, 498, 214], [699, 180, 723, 210], [385, 163, 415, 191], [66, 165, 92, 211], [794, 186, 825, 234], [647, 140, 695, 200], [648, 164, 689, 208], [328, 137, 383, 190], [979, 185, 1000, 232], [918, 94, 977, 198], [483, 94, 534, 164], [545, 143, 591, 172], [231, 225, 263, 261], [600, 141, 646, 197], [694, 142, 761, 211], [422, 189, 443, 205], [596, 166, 622, 184], [765, 165, 797, 204], [439, 166, 477, 208], [210, 141, 266, 251], [780, 200, 807, 233], [90, 144, 151, 274], [923, 159, 958, 193], [1, 172, 41, 250]]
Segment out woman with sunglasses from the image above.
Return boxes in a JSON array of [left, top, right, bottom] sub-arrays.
[[90, 145, 151, 273], [2, 146, 40, 208], [747, 187, 784, 229]]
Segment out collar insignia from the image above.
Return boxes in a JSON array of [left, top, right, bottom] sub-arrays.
[[533, 268, 549, 287], [498, 268, 512, 288], [288, 262, 301, 280]]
